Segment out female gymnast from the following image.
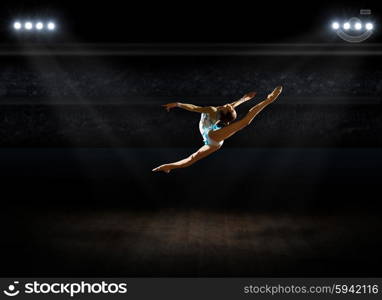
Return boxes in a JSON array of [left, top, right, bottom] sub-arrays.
[[152, 86, 283, 173]]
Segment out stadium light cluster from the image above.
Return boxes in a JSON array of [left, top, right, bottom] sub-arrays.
[[330, 9, 375, 43], [13, 20, 56, 32], [331, 21, 374, 31]]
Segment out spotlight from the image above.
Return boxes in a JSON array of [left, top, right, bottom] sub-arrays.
[[35, 22, 44, 30], [332, 22, 340, 30], [354, 22, 362, 30], [13, 22, 22, 30], [47, 22, 56, 31], [24, 22, 33, 30], [365, 23, 374, 30], [331, 13, 375, 43], [343, 22, 350, 30]]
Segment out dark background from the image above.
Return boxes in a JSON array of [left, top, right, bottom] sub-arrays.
[[0, 1, 381, 277], [0, 0, 380, 43]]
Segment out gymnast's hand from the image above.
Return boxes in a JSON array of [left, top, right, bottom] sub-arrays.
[[152, 164, 172, 173], [162, 102, 178, 112], [242, 91, 257, 101]]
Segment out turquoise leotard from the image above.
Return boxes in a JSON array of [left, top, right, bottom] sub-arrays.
[[199, 112, 224, 147]]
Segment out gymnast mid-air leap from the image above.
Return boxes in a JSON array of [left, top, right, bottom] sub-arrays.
[[152, 86, 283, 173]]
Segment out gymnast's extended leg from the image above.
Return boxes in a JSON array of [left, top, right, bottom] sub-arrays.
[[152, 144, 220, 173]]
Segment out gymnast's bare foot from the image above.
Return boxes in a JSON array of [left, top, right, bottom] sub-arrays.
[[267, 86, 283, 103]]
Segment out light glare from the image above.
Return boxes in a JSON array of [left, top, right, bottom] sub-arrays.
[[13, 22, 22, 30], [343, 22, 350, 30], [47, 22, 55, 30], [365, 23, 374, 30], [354, 22, 362, 30], [36, 22, 44, 30], [332, 22, 340, 30], [25, 22, 33, 30]]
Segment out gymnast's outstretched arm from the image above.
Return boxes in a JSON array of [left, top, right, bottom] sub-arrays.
[[152, 144, 220, 173], [162, 102, 216, 114], [229, 91, 257, 108]]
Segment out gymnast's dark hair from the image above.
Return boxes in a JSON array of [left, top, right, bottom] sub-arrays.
[[219, 109, 236, 126]]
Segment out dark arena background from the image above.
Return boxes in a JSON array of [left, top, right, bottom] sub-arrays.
[[1, 0, 382, 278]]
